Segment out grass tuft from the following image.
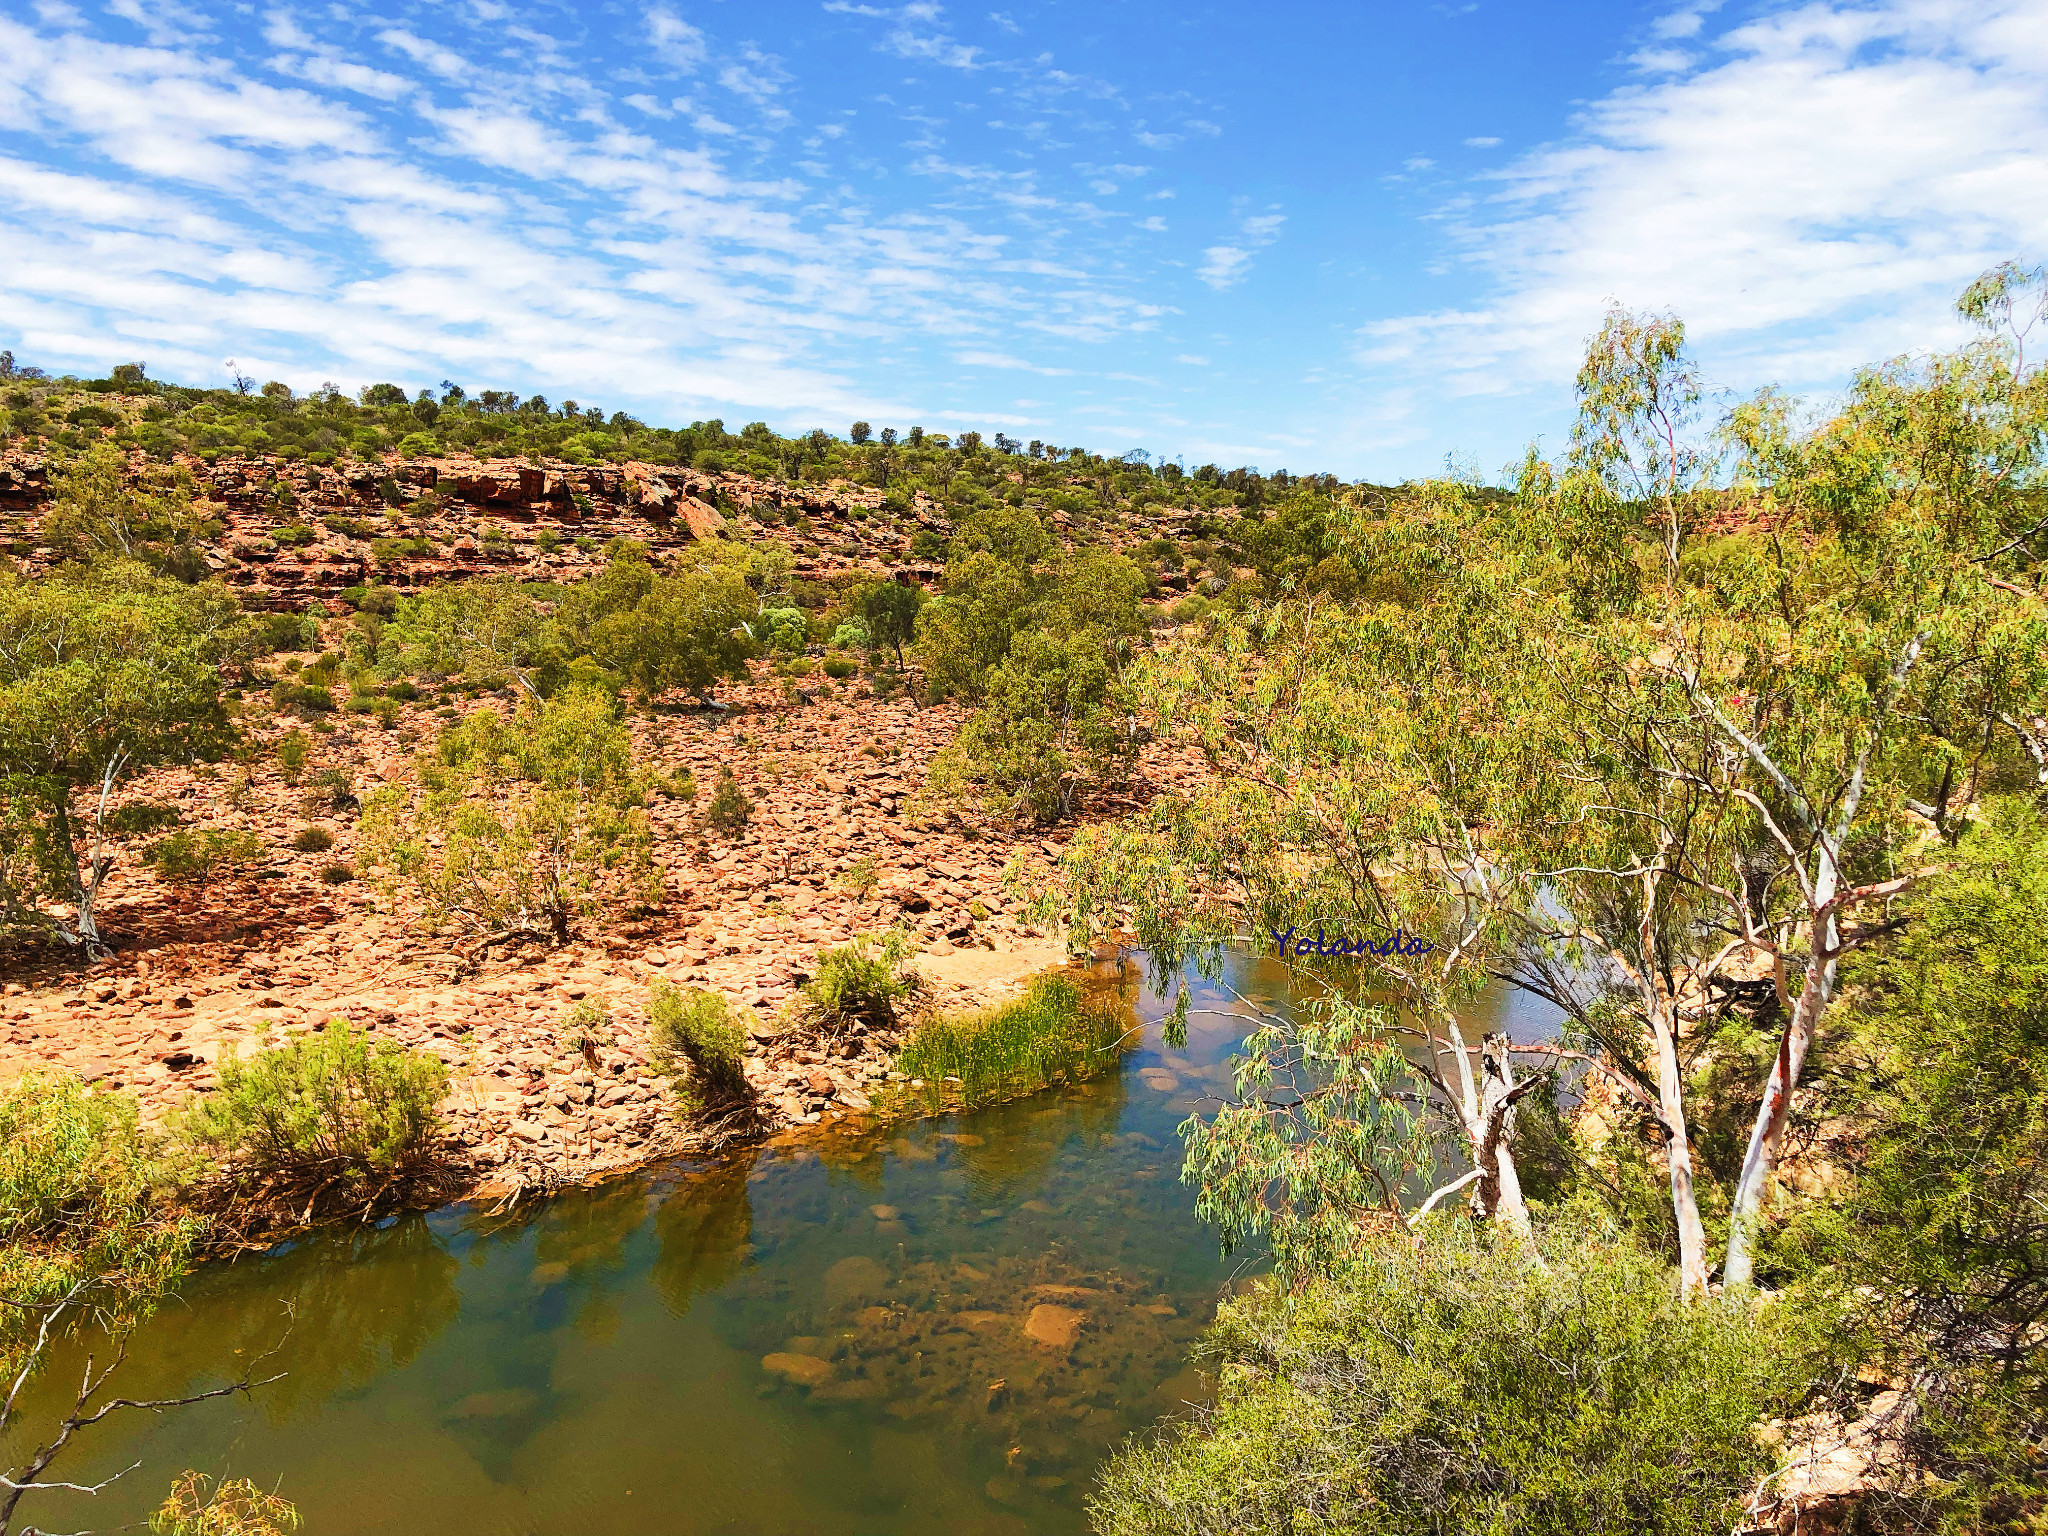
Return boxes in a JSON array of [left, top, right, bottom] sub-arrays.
[[890, 974, 1134, 1111]]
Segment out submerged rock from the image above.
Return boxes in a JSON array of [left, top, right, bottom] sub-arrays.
[[762, 1352, 835, 1387], [1023, 1304, 1083, 1349]]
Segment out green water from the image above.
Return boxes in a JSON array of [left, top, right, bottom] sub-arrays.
[[6, 955, 1554, 1535]]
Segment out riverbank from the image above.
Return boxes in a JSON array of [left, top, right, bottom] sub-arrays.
[[0, 665, 1176, 1201]]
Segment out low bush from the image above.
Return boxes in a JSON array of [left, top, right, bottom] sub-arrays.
[[800, 929, 919, 1033], [289, 826, 333, 854], [272, 523, 316, 548], [171, 1021, 448, 1197], [309, 767, 356, 810], [275, 728, 309, 778], [823, 655, 859, 679], [1092, 1219, 1808, 1536], [892, 974, 1132, 1109], [105, 800, 182, 836], [704, 766, 752, 836], [319, 862, 354, 885], [0, 1072, 197, 1319], [142, 828, 266, 886], [647, 983, 749, 1105], [838, 855, 879, 897]]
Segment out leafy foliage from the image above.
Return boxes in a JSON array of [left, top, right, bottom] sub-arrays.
[[1093, 1220, 1806, 1536], [149, 1473, 301, 1536], [360, 685, 655, 944], [1782, 798, 2048, 1529], [172, 1020, 449, 1192], [0, 558, 241, 950], [891, 974, 1131, 1109], [799, 928, 919, 1034], [647, 983, 750, 1105], [142, 828, 266, 886]]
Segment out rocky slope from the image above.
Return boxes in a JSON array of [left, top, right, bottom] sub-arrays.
[[0, 446, 1189, 606]]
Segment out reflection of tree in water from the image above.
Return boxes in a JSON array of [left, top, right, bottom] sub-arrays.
[[530, 1177, 649, 1277], [219, 1217, 463, 1420], [943, 1076, 1130, 1204], [650, 1158, 756, 1318]]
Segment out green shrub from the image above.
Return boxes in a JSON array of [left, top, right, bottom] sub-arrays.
[[823, 655, 859, 679], [142, 828, 266, 885], [1782, 799, 2048, 1528], [892, 974, 1131, 1108], [647, 983, 749, 1104], [319, 862, 354, 885], [801, 929, 918, 1033], [272, 523, 316, 548], [838, 855, 880, 897], [275, 728, 309, 778], [289, 826, 333, 854], [658, 767, 697, 801], [370, 536, 434, 565], [704, 766, 752, 836], [384, 679, 420, 701], [310, 767, 356, 810], [0, 1072, 197, 1321], [1092, 1220, 1803, 1536], [171, 1021, 448, 1191], [105, 800, 182, 836]]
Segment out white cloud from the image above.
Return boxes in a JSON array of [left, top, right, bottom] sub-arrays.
[[1463, 135, 1501, 147], [1404, 155, 1435, 170], [646, 6, 707, 70], [955, 350, 1073, 374], [1360, 0, 2048, 416], [1198, 208, 1285, 289], [827, 0, 982, 69], [377, 28, 466, 80]]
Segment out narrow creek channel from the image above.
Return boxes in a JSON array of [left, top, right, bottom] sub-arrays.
[[6, 952, 1560, 1535]]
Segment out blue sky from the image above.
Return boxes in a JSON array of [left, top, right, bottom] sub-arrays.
[[2, 0, 2044, 479]]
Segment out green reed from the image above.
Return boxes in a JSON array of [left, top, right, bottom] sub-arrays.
[[891, 975, 1136, 1111]]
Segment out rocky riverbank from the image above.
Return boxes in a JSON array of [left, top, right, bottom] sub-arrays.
[[0, 664, 1165, 1196]]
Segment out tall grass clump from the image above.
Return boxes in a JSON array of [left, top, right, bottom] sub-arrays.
[[892, 974, 1133, 1109], [647, 983, 749, 1106], [171, 1021, 448, 1209]]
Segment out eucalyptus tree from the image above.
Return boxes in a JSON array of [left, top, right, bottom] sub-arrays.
[[1504, 266, 2048, 1291], [0, 559, 240, 955], [1043, 482, 1574, 1270]]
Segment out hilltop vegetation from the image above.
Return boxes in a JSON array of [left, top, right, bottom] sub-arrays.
[[0, 349, 1353, 550]]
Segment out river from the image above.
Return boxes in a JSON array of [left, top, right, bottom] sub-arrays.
[[4, 951, 1559, 1535]]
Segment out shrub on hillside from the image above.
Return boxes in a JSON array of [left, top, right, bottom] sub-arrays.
[[274, 728, 309, 779], [172, 1021, 448, 1196], [647, 983, 749, 1105], [105, 800, 182, 836], [289, 826, 333, 854], [704, 766, 752, 837], [142, 828, 266, 886]]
